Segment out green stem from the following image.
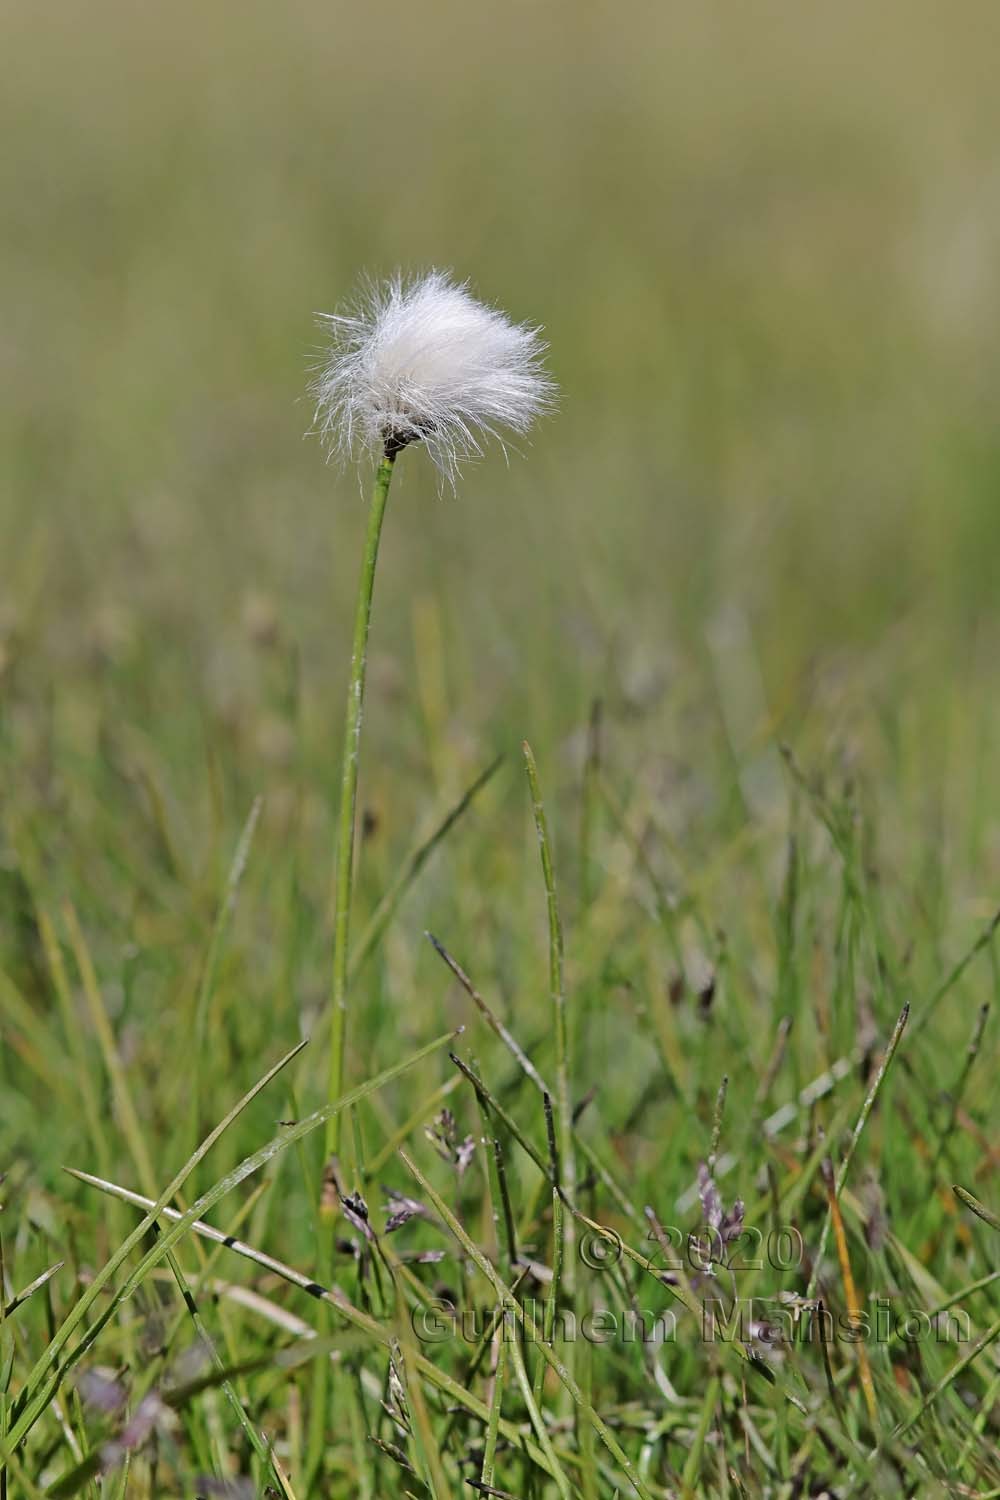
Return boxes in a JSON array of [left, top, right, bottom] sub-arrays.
[[327, 452, 395, 1159], [804, 1001, 909, 1302], [522, 743, 577, 1287]]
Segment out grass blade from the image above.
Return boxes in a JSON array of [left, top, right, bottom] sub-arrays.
[[805, 1002, 909, 1301], [822, 1157, 878, 1430], [954, 1184, 1000, 1233], [63, 901, 158, 1196], [427, 933, 551, 1098], [351, 754, 503, 980], [190, 795, 263, 1147], [1, 1263, 63, 1322], [522, 741, 577, 1275]]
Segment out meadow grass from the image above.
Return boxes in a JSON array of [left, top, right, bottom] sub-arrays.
[[2, 0, 1000, 1493]]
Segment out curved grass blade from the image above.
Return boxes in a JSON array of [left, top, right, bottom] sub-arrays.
[[911, 908, 999, 1036], [522, 742, 577, 1260], [889, 1310, 1000, 1441], [190, 796, 263, 1146], [351, 754, 503, 980], [427, 933, 551, 1098], [805, 1002, 909, 1302]]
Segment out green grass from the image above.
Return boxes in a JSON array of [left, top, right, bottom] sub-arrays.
[[2, 0, 1000, 1493]]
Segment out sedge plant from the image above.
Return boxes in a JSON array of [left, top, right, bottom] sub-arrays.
[[309, 269, 555, 1162]]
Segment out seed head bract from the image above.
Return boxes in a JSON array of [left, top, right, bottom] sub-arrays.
[[310, 270, 555, 483]]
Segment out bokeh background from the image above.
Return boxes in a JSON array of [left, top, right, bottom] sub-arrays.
[[2, 0, 999, 1149]]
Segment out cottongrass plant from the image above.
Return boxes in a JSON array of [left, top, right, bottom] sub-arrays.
[[310, 270, 554, 1159]]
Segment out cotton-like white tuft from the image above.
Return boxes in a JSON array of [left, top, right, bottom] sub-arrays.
[[310, 270, 555, 482]]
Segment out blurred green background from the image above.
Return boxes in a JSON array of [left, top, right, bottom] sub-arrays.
[[1, 0, 998, 1141], [5, 5, 999, 673]]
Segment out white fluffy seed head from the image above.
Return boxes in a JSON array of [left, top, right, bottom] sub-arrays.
[[309, 270, 556, 483]]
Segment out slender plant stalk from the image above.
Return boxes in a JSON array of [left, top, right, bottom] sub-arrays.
[[327, 451, 396, 1159], [471, 1056, 516, 1280], [805, 1002, 909, 1302], [930, 1002, 989, 1177], [911, 907, 999, 1035], [579, 698, 601, 910], [889, 1309, 1000, 1441], [63, 902, 157, 1199], [349, 754, 503, 982], [399, 1328, 450, 1500], [535, 1092, 564, 1408], [681, 1375, 719, 1497], [956, 1360, 1000, 1471], [480, 1336, 506, 1491], [427, 931, 551, 1096], [822, 1158, 878, 1430], [191, 796, 263, 1153], [315, 454, 393, 1484], [522, 743, 576, 1289]]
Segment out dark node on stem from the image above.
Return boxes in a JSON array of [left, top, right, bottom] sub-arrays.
[[383, 417, 434, 459]]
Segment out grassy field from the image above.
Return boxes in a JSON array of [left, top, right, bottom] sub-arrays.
[[2, 1, 1000, 1494]]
